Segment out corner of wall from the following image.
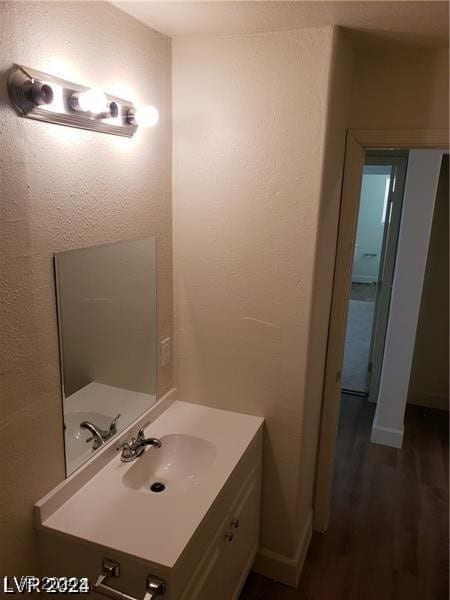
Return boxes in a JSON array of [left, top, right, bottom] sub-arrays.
[[253, 509, 313, 587], [294, 22, 354, 538]]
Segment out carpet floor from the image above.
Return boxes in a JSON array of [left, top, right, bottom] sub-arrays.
[[342, 300, 375, 393]]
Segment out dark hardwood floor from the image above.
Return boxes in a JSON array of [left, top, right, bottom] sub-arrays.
[[240, 394, 449, 600]]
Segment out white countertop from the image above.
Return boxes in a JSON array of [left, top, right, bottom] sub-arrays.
[[64, 382, 155, 418], [39, 401, 263, 568]]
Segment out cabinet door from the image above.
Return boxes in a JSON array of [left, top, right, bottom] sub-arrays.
[[180, 461, 261, 600], [189, 543, 226, 600], [226, 466, 261, 599], [180, 514, 229, 600]]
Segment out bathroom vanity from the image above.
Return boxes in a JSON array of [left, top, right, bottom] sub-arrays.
[[36, 398, 263, 599]]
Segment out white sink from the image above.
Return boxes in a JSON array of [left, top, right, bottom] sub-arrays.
[[123, 433, 217, 496]]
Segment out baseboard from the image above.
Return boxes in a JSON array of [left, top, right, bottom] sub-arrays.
[[408, 391, 449, 411], [252, 509, 313, 588], [371, 423, 404, 448]]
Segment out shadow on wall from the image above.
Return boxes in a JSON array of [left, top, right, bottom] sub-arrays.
[[298, 28, 354, 535], [259, 430, 299, 557], [408, 154, 449, 410], [0, 68, 13, 109], [0, 62, 65, 573], [349, 47, 449, 130]]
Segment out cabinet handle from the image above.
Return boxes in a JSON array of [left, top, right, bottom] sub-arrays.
[[143, 576, 166, 600], [94, 559, 165, 600], [230, 518, 239, 529], [225, 531, 234, 543]]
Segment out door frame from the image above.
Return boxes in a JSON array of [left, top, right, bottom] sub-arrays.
[[313, 129, 449, 533]]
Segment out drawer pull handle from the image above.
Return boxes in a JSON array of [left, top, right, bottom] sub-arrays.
[[225, 531, 234, 543], [94, 559, 165, 600], [144, 576, 166, 600], [231, 518, 239, 529]]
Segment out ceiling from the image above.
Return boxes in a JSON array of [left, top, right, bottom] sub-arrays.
[[112, 1, 449, 48]]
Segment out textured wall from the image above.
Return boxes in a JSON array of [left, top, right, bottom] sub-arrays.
[[349, 47, 449, 129], [171, 25, 448, 578], [297, 28, 353, 539], [409, 154, 449, 410], [172, 26, 337, 565], [0, 1, 172, 573]]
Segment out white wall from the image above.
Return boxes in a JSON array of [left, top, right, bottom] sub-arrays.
[[352, 171, 390, 284], [371, 150, 444, 448], [172, 26, 353, 584], [0, 1, 172, 573]]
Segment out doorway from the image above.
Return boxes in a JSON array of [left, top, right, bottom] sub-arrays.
[[314, 129, 449, 533], [341, 152, 407, 400]]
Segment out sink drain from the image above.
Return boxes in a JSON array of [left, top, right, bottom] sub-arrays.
[[150, 482, 165, 493]]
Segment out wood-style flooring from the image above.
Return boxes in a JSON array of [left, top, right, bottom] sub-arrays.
[[240, 394, 449, 600]]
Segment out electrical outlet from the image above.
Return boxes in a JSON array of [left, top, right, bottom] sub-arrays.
[[160, 337, 171, 367]]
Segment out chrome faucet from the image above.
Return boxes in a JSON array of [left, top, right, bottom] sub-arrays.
[[118, 425, 161, 462], [80, 414, 121, 450]]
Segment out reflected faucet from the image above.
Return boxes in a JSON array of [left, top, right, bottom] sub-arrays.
[[118, 425, 161, 462], [81, 414, 121, 450]]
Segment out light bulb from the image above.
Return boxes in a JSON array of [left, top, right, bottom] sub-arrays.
[[73, 89, 107, 113], [45, 84, 65, 113], [132, 105, 159, 127]]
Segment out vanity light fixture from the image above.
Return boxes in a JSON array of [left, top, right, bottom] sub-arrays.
[[7, 65, 158, 137]]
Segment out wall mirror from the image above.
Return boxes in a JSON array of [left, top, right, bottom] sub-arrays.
[[55, 237, 157, 476]]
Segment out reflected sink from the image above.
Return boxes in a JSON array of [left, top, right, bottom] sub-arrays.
[[64, 411, 114, 474], [123, 434, 217, 496]]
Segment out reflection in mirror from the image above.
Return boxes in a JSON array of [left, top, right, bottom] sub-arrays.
[[55, 238, 157, 476]]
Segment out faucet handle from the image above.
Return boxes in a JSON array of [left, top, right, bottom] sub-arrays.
[[109, 414, 121, 435], [117, 441, 133, 460], [137, 422, 151, 441]]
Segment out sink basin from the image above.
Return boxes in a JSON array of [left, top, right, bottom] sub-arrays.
[[122, 433, 217, 496]]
